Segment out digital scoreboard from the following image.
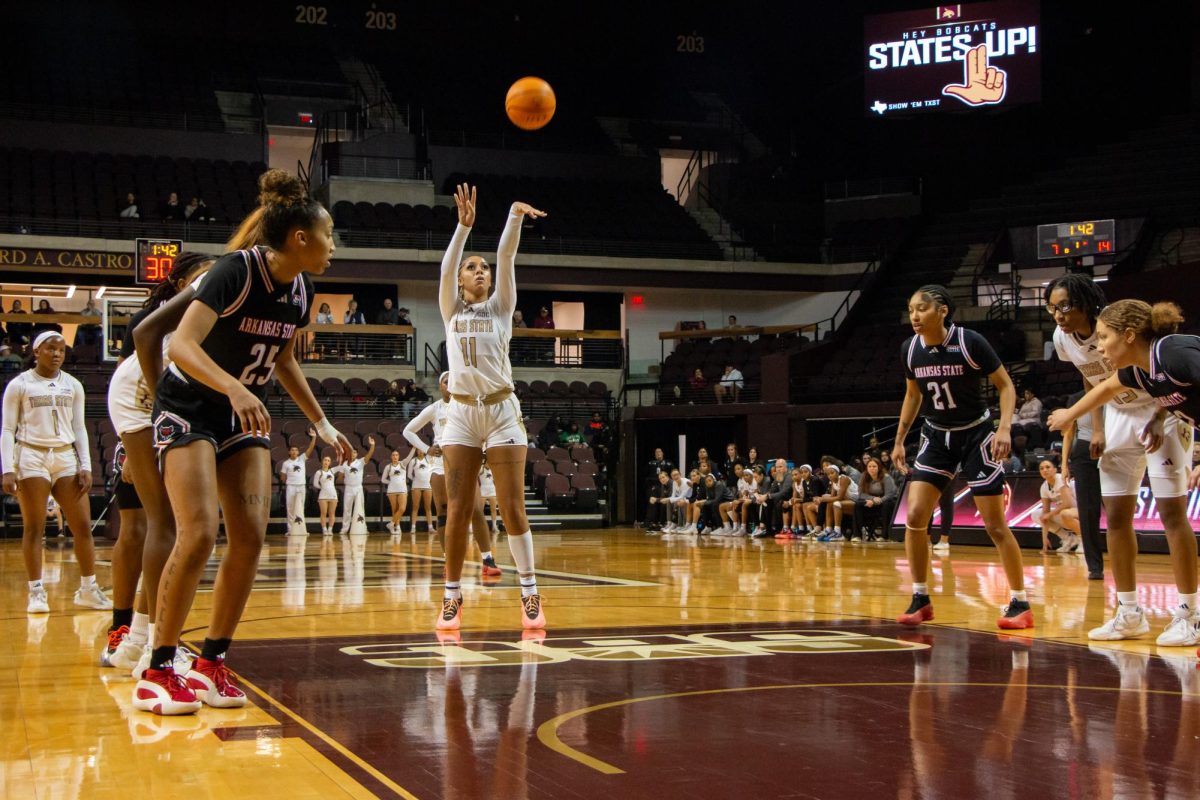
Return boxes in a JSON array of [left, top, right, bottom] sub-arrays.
[[1036, 219, 1115, 260], [134, 238, 182, 285]]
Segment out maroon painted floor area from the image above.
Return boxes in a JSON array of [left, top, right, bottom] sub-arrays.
[[229, 622, 1200, 799]]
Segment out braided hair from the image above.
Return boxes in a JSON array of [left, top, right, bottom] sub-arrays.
[[1044, 273, 1106, 324], [913, 284, 955, 322]]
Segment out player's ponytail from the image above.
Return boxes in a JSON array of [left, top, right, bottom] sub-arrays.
[[143, 251, 213, 309], [227, 169, 325, 253], [1098, 299, 1183, 341]]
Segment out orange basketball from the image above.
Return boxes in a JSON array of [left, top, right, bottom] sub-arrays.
[[505, 77, 556, 131]]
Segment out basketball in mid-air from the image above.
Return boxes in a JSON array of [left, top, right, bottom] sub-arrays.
[[505, 77, 556, 131]]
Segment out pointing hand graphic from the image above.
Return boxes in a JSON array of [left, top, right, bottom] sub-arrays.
[[942, 44, 1007, 106]]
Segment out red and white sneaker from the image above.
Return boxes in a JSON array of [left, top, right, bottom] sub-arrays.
[[481, 557, 503, 577], [185, 657, 247, 708], [997, 600, 1034, 630], [133, 667, 202, 716], [896, 594, 934, 626], [99, 625, 129, 667], [521, 593, 546, 630], [437, 596, 463, 630]]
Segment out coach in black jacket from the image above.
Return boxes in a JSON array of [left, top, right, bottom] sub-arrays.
[[753, 459, 792, 538]]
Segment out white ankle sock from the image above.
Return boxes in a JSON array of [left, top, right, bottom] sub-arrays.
[[28, 579, 43, 592], [913, 583, 928, 595], [1180, 592, 1197, 611], [481, 550, 493, 562], [1012, 590, 1028, 602], [1117, 591, 1139, 607], [80, 575, 96, 589], [130, 612, 150, 645], [519, 577, 538, 598], [444, 582, 462, 601]]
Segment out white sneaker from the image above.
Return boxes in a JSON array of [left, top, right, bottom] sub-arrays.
[[132, 644, 152, 679], [850, 535, 862, 543], [1088, 604, 1150, 641], [130, 643, 193, 679], [735, 525, 747, 536], [110, 636, 145, 671], [74, 584, 113, 610], [1157, 607, 1200, 647], [662, 523, 675, 533], [932, 541, 950, 552], [27, 588, 49, 614], [1056, 533, 1072, 553]]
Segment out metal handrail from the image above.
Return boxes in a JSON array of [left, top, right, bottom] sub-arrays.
[[0, 100, 230, 132], [325, 155, 431, 181]]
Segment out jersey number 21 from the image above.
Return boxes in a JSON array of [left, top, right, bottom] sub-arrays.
[[927, 381, 957, 410]]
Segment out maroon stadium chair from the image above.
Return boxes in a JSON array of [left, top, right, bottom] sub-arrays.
[[545, 446, 570, 464], [554, 460, 577, 478], [531, 460, 555, 493], [571, 474, 599, 511], [544, 473, 575, 510]]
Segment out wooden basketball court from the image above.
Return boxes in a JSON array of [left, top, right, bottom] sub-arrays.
[[3, 529, 1198, 798]]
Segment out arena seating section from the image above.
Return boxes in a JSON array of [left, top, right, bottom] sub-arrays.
[[333, 173, 723, 259]]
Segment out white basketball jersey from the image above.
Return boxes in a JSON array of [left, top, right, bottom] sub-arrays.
[[1053, 327, 1151, 409], [5, 370, 85, 448], [446, 299, 514, 397], [281, 456, 307, 486]]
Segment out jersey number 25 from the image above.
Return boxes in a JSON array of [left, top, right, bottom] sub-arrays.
[[239, 343, 281, 386]]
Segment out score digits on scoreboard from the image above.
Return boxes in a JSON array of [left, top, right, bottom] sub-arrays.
[[1036, 219, 1115, 260], [134, 238, 183, 285]]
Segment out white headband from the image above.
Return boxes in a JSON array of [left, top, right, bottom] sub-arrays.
[[32, 331, 65, 350]]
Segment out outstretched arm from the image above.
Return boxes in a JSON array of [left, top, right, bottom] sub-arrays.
[[494, 202, 546, 317], [1048, 374, 1126, 433], [439, 184, 475, 321]]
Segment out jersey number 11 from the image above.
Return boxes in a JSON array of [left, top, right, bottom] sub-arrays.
[[459, 336, 477, 368]]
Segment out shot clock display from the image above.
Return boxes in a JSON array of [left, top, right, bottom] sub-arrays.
[[1036, 219, 1115, 260], [134, 238, 182, 285]]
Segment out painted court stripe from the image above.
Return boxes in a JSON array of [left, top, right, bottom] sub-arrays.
[[537, 680, 1199, 775], [236, 673, 422, 800]]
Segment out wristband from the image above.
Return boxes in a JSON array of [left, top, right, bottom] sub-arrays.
[[315, 417, 339, 444]]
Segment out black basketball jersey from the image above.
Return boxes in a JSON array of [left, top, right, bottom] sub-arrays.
[[170, 247, 312, 404], [1118, 334, 1200, 429], [902, 324, 1003, 427]]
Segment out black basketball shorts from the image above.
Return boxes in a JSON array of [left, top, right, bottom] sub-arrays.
[[152, 370, 269, 466], [911, 418, 1005, 497]]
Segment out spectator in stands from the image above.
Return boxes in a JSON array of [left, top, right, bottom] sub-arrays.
[[879, 450, 906, 487], [692, 447, 715, 474], [313, 302, 335, 358], [6, 299, 30, 346], [316, 303, 334, 324], [32, 299, 60, 336], [344, 300, 365, 325], [587, 412, 607, 442], [376, 298, 400, 325], [688, 368, 707, 402], [397, 307, 412, 326], [727, 315, 740, 329], [0, 344, 21, 373], [184, 197, 201, 220], [1012, 387, 1047, 451], [714, 364, 744, 404], [118, 193, 139, 219], [533, 306, 555, 329], [821, 454, 860, 483], [854, 457, 897, 542], [644, 471, 672, 533], [74, 298, 102, 350], [343, 299, 365, 357], [721, 443, 746, 488], [194, 198, 213, 222], [558, 421, 586, 446], [512, 310, 527, 328], [746, 447, 763, 472], [160, 191, 184, 221], [1002, 453, 1023, 473], [866, 435, 883, 458]]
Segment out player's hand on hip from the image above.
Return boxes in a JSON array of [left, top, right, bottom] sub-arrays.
[[991, 429, 1012, 461], [510, 202, 546, 219], [231, 385, 271, 436]]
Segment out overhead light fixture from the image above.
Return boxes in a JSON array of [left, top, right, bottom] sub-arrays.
[[66, 284, 76, 299], [95, 287, 106, 298]]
